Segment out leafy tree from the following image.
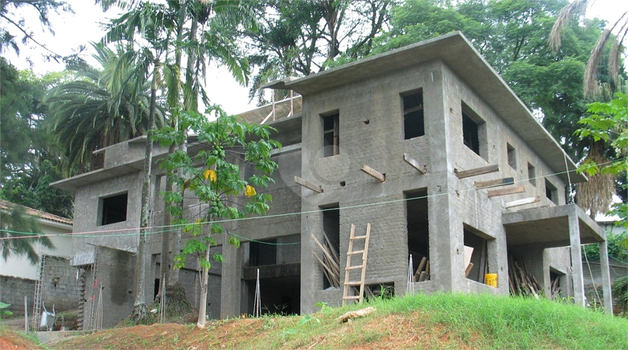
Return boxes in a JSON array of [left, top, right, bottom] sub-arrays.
[[549, 0, 628, 98], [0, 201, 54, 265], [549, 0, 628, 217], [0, 57, 73, 217], [155, 0, 253, 290], [576, 92, 628, 226], [370, 0, 607, 161], [0, 0, 70, 60], [245, 0, 394, 104], [102, 0, 180, 323], [154, 108, 280, 328]]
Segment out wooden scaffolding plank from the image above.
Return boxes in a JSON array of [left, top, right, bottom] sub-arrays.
[[487, 185, 525, 198], [294, 176, 323, 193], [360, 164, 386, 182], [474, 177, 514, 189], [504, 196, 540, 208], [403, 153, 427, 174], [454, 164, 499, 179]]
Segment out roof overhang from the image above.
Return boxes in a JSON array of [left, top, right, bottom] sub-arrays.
[[265, 31, 584, 183], [503, 204, 605, 248], [51, 140, 212, 192]]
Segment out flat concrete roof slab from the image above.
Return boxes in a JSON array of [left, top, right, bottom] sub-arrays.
[[503, 204, 605, 247]]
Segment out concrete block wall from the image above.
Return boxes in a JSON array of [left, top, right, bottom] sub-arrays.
[[300, 61, 459, 312], [72, 172, 143, 259], [40, 256, 80, 312], [82, 246, 135, 329], [441, 65, 566, 208], [0, 276, 35, 315]]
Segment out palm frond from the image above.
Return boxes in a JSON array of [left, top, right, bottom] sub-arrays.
[[549, 0, 589, 52]]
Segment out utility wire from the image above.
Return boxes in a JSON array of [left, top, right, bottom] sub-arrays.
[[1, 156, 624, 243]]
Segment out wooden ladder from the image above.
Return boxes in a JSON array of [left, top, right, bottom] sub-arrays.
[[342, 223, 371, 306]]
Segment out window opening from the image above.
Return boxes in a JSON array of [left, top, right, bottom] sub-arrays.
[[406, 189, 429, 282], [249, 239, 277, 266], [463, 224, 492, 284], [462, 104, 487, 159], [100, 192, 128, 225], [402, 90, 424, 139], [528, 163, 536, 187], [321, 205, 340, 289], [507, 143, 516, 169], [545, 179, 558, 205], [549, 268, 565, 300], [323, 112, 339, 157]]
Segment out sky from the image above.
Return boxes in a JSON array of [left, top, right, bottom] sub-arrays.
[[5, 0, 624, 115], [7, 0, 256, 115]]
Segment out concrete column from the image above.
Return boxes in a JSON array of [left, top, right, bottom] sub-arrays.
[[568, 213, 585, 307], [598, 240, 613, 314], [220, 237, 242, 318]]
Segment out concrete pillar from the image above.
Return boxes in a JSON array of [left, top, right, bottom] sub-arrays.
[[598, 240, 613, 314], [220, 236, 242, 318], [568, 213, 585, 307]]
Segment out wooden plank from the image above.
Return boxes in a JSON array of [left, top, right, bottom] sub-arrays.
[[465, 263, 474, 278], [403, 153, 427, 174], [360, 164, 386, 182], [487, 185, 525, 198], [294, 176, 323, 193], [504, 196, 540, 209], [474, 177, 514, 189], [413, 257, 427, 281], [454, 164, 499, 179]]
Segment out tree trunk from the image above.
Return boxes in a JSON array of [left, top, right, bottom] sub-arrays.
[[131, 60, 159, 324], [196, 241, 211, 328]]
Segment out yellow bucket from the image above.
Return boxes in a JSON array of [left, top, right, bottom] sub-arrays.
[[485, 273, 498, 287]]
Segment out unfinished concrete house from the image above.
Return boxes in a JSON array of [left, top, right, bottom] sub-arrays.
[[51, 32, 613, 328]]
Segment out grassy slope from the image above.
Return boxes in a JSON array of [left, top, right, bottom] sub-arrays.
[[45, 293, 628, 350]]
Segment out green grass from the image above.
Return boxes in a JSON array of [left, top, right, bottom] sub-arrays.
[[48, 293, 628, 350], [363, 292, 628, 349], [250, 293, 628, 350]]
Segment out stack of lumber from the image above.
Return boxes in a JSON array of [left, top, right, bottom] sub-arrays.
[[413, 257, 431, 282], [508, 255, 541, 298], [550, 277, 561, 300], [312, 233, 340, 287]]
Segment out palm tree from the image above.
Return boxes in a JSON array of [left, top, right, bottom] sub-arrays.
[[44, 43, 166, 173], [549, 0, 627, 98], [98, 0, 255, 323], [0, 201, 54, 265], [549, 0, 627, 217]]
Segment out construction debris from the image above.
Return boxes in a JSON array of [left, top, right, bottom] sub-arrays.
[[413, 257, 430, 282], [338, 306, 376, 323], [508, 255, 541, 299], [312, 233, 340, 287]]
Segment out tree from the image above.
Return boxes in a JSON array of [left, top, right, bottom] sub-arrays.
[[44, 43, 166, 173], [371, 0, 607, 162], [154, 108, 280, 328], [156, 0, 253, 291], [0, 202, 54, 265], [549, 0, 628, 98], [244, 0, 394, 104], [0, 0, 71, 60], [103, 0, 180, 323], [576, 92, 628, 224], [549, 0, 628, 217], [0, 58, 73, 217]]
